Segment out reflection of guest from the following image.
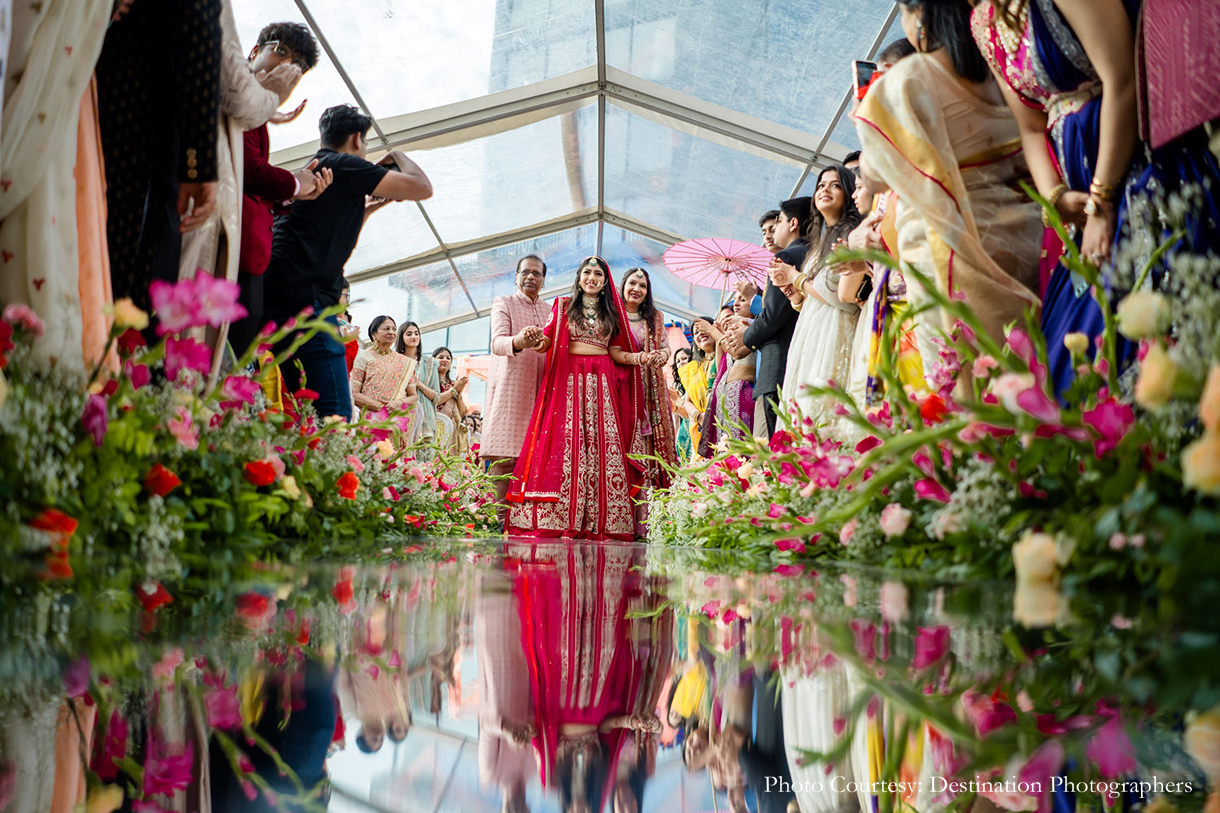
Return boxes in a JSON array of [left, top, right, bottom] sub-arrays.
[[482, 255, 551, 523], [476, 573, 537, 813], [212, 660, 340, 810], [506, 258, 650, 541]]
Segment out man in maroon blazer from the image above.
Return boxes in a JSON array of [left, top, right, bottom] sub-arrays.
[[231, 22, 327, 358]]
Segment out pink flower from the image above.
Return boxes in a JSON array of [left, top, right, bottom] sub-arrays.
[[972, 355, 1000, 378], [855, 435, 882, 454], [914, 478, 952, 503], [62, 654, 90, 698], [346, 455, 366, 473], [774, 537, 807, 553], [1085, 715, 1137, 778], [1035, 714, 1092, 735], [81, 393, 108, 446], [1018, 481, 1048, 499], [152, 648, 184, 682], [911, 449, 936, 477], [767, 502, 785, 519], [193, 272, 247, 327], [408, 465, 426, 484], [840, 574, 857, 607], [769, 430, 795, 453], [879, 581, 909, 622], [1015, 385, 1060, 423], [221, 375, 261, 406], [839, 518, 858, 545], [92, 709, 129, 780], [164, 336, 212, 381], [151, 272, 246, 335], [167, 407, 198, 450], [1018, 741, 1066, 813], [143, 739, 194, 797], [962, 689, 1018, 736], [1082, 398, 1135, 458], [205, 684, 243, 730], [3, 303, 46, 337], [774, 564, 805, 577], [850, 619, 877, 662], [911, 626, 950, 669], [126, 361, 151, 390]]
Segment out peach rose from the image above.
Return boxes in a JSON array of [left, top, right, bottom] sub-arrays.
[[1182, 433, 1220, 496], [1013, 580, 1064, 629], [1134, 344, 1178, 410], [1185, 703, 1220, 787], [1200, 365, 1220, 434], [1012, 530, 1059, 585]]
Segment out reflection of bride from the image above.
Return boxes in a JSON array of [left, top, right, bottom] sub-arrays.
[[509, 543, 664, 812]]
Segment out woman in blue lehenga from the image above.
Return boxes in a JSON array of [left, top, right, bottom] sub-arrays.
[[972, 0, 1220, 398]]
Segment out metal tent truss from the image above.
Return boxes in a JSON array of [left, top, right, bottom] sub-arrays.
[[279, 0, 899, 331]]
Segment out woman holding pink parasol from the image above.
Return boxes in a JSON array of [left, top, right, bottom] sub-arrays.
[[505, 257, 653, 542]]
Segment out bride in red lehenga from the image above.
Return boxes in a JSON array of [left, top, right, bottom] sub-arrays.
[[506, 257, 655, 542]]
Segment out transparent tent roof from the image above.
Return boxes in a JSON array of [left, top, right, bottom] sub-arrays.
[[235, 0, 901, 330]]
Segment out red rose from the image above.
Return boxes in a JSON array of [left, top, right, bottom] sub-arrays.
[[116, 328, 146, 356], [30, 508, 78, 580], [331, 579, 354, 606], [135, 581, 174, 613], [295, 618, 311, 645], [243, 460, 277, 487], [143, 463, 182, 497], [234, 592, 273, 625], [337, 471, 360, 499], [0, 320, 13, 368], [920, 393, 949, 424], [293, 388, 319, 401]]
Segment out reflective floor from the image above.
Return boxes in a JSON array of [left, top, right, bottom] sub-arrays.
[[0, 540, 1211, 813]]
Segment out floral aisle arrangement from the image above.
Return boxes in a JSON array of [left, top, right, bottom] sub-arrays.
[[647, 190, 1220, 620], [646, 552, 1219, 813], [0, 274, 501, 595]]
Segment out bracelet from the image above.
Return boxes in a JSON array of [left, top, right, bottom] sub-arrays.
[[792, 272, 809, 292], [1042, 183, 1068, 228], [1088, 178, 1116, 203]]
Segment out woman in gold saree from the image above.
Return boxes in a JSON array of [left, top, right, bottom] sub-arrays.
[[349, 315, 420, 435], [853, 0, 1042, 383]]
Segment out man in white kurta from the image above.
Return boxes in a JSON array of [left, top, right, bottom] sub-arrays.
[[481, 255, 550, 523]]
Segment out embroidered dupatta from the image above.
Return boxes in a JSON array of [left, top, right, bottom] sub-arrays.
[[624, 311, 680, 489], [506, 269, 648, 505]]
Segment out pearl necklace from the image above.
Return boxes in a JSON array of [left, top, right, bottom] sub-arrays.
[[995, 0, 1028, 57]]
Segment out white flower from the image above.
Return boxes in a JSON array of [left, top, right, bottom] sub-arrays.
[[1116, 291, 1171, 339], [1062, 332, 1089, 356]]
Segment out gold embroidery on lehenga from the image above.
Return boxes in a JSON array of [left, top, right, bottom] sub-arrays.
[[593, 548, 631, 705], [600, 379, 633, 535]]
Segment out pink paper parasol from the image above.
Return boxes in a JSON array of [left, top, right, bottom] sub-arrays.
[[663, 238, 772, 301]]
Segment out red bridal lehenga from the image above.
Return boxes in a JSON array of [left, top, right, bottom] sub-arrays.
[[506, 276, 647, 542], [509, 543, 664, 807]]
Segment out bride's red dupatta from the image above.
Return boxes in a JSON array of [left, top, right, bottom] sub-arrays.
[[506, 262, 648, 506]]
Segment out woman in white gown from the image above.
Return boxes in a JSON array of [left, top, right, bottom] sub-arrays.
[[769, 166, 867, 431]]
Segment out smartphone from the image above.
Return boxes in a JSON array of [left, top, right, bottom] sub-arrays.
[[854, 60, 877, 100]]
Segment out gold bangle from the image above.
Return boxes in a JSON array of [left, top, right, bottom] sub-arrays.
[[1088, 179, 1116, 203], [1042, 183, 1068, 228]]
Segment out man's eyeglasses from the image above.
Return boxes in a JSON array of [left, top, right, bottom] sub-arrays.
[[517, 269, 544, 278], [263, 40, 308, 70]]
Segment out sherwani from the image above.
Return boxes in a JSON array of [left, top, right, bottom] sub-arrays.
[[481, 291, 549, 459]]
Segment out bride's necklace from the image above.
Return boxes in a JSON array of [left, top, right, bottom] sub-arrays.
[[580, 294, 600, 324], [995, 0, 1028, 57]]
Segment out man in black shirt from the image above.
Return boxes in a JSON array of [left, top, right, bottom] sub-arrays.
[[727, 197, 811, 436], [264, 104, 432, 420]]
